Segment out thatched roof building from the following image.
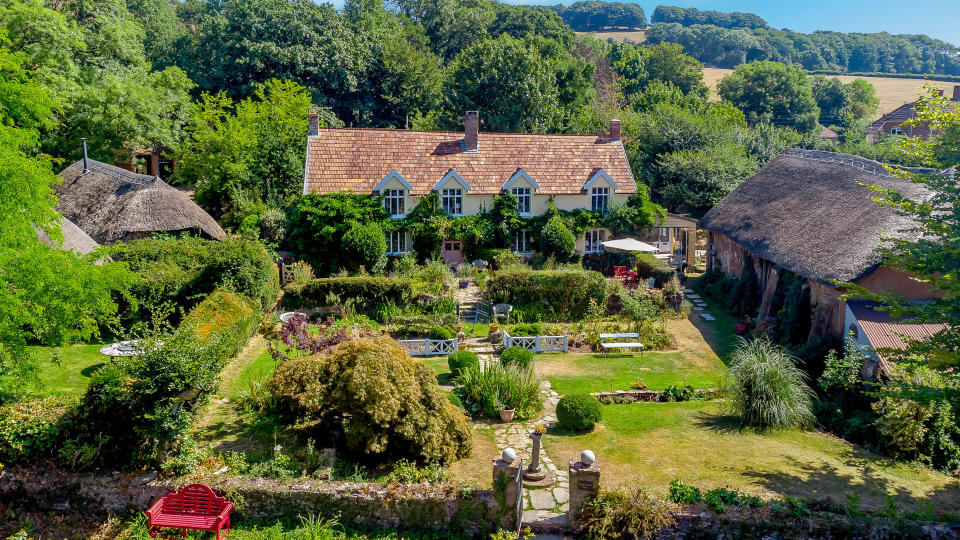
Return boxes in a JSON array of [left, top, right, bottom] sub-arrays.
[[37, 216, 100, 255], [700, 149, 945, 349], [700, 149, 934, 283], [56, 159, 225, 244]]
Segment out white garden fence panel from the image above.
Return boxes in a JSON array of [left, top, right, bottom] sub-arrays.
[[501, 330, 568, 352], [398, 338, 458, 356]]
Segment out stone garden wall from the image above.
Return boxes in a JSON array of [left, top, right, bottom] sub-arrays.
[[0, 467, 498, 535]]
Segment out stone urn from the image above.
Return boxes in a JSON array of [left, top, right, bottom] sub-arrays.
[[499, 408, 515, 422]]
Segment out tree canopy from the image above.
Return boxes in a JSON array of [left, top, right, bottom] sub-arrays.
[[717, 61, 821, 133]]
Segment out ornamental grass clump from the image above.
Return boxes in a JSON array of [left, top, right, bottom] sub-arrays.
[[456, 362, 543, 420], [726, 338, 815, 430]]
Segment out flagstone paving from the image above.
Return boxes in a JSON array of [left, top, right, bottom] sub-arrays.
[[494, 378, 570, 514]]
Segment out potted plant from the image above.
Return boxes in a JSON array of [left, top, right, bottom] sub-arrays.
[[498, 393, 514, 422]]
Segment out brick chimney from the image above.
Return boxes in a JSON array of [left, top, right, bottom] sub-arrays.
[[609, 119, 621, 140], [953, 85, 960, 102], [308, 108, 320, 136], [464, 111, 479, 151]]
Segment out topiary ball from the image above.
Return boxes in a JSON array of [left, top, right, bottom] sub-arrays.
[[500, 346, 534, 369], [447, 350, 480, 379], [556, 393, 603, 431]]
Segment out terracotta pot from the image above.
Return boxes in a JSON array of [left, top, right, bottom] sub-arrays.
[[490, 324, 499, 333], [458, 342, 467, 350], [500, 409, 515, 422]]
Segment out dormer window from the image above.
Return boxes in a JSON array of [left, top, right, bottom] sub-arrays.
[[591, 187, 609, 214], [383, 189, 405, 217], [511, 187, 531, 214], [441, 188, 463, 215]]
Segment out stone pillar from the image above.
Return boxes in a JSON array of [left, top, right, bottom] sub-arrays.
[[492, 449, 522, 528], [568, 452, 600, 528]]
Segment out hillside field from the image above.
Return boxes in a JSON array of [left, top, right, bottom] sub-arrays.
[[579, 29, 647, 44], [704, 67, 957, 119]]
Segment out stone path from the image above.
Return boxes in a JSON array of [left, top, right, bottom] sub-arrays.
[[494, 380, 570, 519]]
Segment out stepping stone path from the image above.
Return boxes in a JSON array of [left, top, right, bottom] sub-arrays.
[[494, 379, 570, 516], [700, 313, 716, 321]]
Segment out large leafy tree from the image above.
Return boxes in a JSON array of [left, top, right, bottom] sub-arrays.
[[0, 34, 135, 400], [717, 60, 820, 133], [175, 80, 313, 222], [176, 0, 366, 122], [611, 42, 706, 99], [846, 88, 960, 360], [1, 0, 195, 162], [441, 34, 561, 132]]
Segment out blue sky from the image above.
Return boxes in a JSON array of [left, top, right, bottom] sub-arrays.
[[501, 0, 960, 46]]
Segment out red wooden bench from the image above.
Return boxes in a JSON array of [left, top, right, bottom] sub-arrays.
[[145, 483, 233, 539]]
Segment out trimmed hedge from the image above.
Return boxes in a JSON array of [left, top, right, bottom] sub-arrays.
[[447, 350, 480, 379], [500, 346, 534, 369], [557, 393, 603, 431], [284, 276, 415, 310], [108, 236, 280, 320], [635, 253, 675, 287], [488, 269, 608, 321], [75, 289, 263, 471]]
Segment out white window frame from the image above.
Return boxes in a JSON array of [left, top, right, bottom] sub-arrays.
[[891, 127, 903, 135], [385, 231, 407, 255], [585, 229, 606, 253], [512, 229, 530, 254], [383, 189, 405, 217], [591, 187, 610, 214], [511, 187, 531, 215], [441, 188, 463, 216]]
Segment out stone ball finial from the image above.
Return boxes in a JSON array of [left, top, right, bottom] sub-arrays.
[[502, 448, 517, 462], [581, 449, 596, 465]]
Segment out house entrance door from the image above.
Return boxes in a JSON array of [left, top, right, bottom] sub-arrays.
[[441, 239, 464, 266]]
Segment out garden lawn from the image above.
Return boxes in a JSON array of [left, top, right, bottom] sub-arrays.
[[537, 351, 725, 394], [537, 316, 730, 394], [421, 357, 454, 386], [30, 343, 108, 396], [544, 401, 960, 515], [448, 426, 497, 488]]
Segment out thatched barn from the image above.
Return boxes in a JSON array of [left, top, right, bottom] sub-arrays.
[[56, 159, 225, 244], [699, 149, 945, 353], [37, 216, 100, 256]]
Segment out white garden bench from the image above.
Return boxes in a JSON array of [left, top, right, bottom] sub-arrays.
[[598, 333, 644, 356]]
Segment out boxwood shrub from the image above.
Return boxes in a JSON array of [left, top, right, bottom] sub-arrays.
[[488, 269, 607, 321], [500, 346, 534, 369], [447, 350, 480, 379], [557, 393, 603, 431]]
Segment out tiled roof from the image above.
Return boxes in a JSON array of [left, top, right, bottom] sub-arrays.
[[849, 300, 951, 352], [304, 128, 637, 195], [870, 101, 959, 129]]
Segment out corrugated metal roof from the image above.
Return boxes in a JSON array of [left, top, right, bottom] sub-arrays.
[[848, 300, 950, 352]]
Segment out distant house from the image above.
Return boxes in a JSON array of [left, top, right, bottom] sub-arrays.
[[56, 153, 225, 245], [819, 125, 838, 141], [699, 149, 949, 366], [302, 111, 682, 265], [867, 85, 960, 142]]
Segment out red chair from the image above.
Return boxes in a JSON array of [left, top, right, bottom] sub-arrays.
[[613, 266, 628, 280], [146, 483, 233, 539]]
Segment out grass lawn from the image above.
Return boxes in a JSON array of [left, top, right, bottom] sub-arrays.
[[537, 351, 726, 394], [421, 356, 453, 386], [30, 343, 108, 396], [544, 401, 960, 515], [536, 316, 731, 394], [461, 323, 489, 338], [448, 426, 497, 488]]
